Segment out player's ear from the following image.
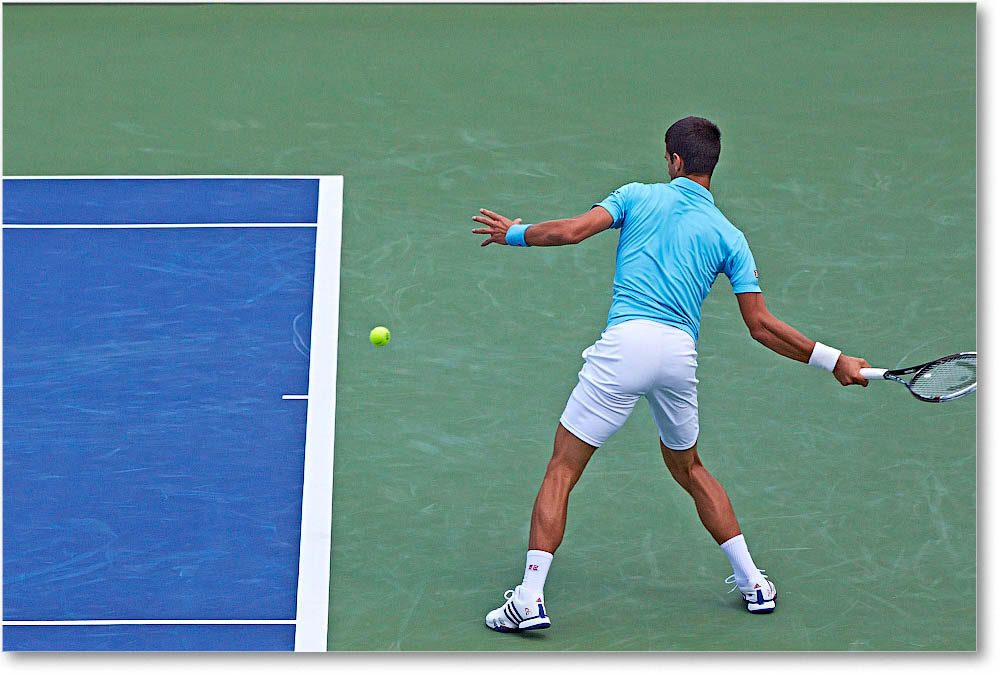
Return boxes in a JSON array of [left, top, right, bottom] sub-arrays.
[[666, 152, 684, 177]]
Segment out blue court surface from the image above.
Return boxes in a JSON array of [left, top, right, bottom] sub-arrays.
[[2, 177, 343, 651]]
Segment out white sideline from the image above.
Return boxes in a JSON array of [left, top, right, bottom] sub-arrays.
[[292, 176, 341, 652], [0, 222, 4, 651]]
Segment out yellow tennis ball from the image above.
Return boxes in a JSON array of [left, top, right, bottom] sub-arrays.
[[369, 326, 390, 346]]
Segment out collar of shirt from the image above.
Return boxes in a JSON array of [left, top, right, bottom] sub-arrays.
[[670, 176, 714, 203]]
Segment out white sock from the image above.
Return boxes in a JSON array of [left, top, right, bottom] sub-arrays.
[[720, 534, 763, 588], [520, 550, 553, 596]]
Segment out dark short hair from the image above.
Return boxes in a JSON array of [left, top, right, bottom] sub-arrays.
[[664, 117, 721, 176]]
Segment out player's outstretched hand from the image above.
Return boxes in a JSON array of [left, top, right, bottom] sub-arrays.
[[472, 209, 522, 247], [834, 355, 871, 387]]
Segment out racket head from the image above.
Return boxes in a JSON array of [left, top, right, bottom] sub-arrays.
[[904, 352, 977, 402]]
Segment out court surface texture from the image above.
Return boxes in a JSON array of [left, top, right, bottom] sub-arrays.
[[3, 2, 975, 651]]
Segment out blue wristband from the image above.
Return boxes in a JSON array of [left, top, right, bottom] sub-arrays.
[[506, 223, 532, 247]]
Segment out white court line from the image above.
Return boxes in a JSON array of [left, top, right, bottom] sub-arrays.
[[0, 223, 4, 652], [2, 223, 318, 229], [292, 176, 341, 652], [4, 174, 328, 179], [2, 620, 295, 626], [3, 176, 322, 228], [282, 395, 308, 400]]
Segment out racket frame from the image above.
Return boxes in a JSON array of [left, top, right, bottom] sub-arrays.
[[861, 351, 976, 403]]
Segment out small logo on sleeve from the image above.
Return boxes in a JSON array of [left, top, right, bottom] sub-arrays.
[[753, 269, 758, 278]]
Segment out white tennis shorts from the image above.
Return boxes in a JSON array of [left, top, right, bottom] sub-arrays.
[[559, 319, 699, 450]]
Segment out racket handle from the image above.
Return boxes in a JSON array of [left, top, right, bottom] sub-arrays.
[[860, 368, 888, 380]]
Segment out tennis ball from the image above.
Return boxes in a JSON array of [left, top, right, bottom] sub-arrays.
[[369, 326, 390, 346]]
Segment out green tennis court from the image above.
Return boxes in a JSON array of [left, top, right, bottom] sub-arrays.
[[3, 2, 975, 651]]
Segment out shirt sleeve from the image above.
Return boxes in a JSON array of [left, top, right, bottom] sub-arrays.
[[593, 182, 640, 230], [723, 233, 761, 294]]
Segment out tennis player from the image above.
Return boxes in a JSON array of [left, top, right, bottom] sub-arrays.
[[472, 116, 871, 632]]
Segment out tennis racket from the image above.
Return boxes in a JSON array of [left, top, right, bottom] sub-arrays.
[[860, 352, 976, 402]]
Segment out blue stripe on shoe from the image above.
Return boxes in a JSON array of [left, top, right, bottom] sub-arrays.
[[747, 587, 776, 613], [520, 621, 550, 631]]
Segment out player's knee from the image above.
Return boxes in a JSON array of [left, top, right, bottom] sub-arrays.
[[667, 463, 695, 491], [544, 457, 579, 483], [662, 447, 701, 491]]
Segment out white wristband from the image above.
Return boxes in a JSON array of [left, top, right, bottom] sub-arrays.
[[807, 341, 842, 372]]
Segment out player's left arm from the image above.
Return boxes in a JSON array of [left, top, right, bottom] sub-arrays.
[[472, 206, 613, 247]]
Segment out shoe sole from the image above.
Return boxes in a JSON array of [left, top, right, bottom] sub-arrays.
[[519, 618, 551, 630], [485, 619, 552, 633], [747, 588, 777, 614]]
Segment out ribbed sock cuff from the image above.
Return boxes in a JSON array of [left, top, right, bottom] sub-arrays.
[[720, 534, 761, 588], [521, 549, 553, 595]]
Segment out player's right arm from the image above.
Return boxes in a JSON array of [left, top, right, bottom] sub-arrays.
[[735, 292, 870, 386]]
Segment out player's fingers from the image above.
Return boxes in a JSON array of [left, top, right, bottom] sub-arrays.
[[472, 228, 494, 235], [472, 216, 496, 226], [481, 237, 494, 247], [512, 218, 522, 224], [480, 208, 506, 222]]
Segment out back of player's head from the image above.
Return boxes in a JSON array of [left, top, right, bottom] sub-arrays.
[[664, 117, 721, 176]]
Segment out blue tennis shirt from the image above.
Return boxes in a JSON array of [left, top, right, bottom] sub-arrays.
[[594, 177, 761, 343]]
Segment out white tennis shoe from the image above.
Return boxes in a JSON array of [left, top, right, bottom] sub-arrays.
[[485, 585, 551, 632], [726, 571, 777, 613]]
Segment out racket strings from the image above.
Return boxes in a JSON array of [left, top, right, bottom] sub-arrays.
[[909, 356, 977, 397]]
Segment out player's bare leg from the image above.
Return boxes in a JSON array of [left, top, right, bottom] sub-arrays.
[[659, 440, 740, 544], [485, 423, 597, 632], [660, 438, 776, 613], [528, 423, 599, 553]]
